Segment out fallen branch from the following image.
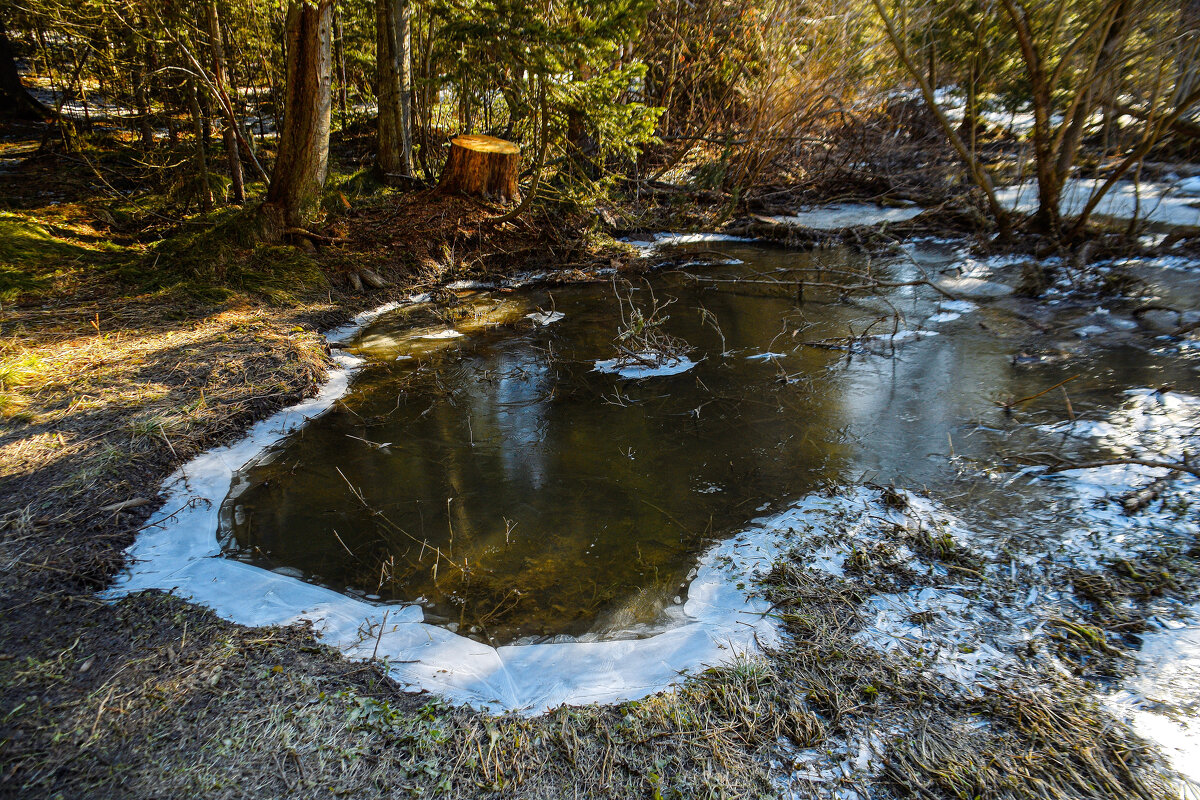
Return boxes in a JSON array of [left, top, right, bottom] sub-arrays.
[[996, 375, 1080, 411], [1106, 100, 1200, 143], [283, 227, 349, 245], [1119, 474, 1174, 514], [677, 270, 963, 300]]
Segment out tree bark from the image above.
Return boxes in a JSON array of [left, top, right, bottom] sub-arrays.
[[376, 0, 413, 177], [437, 135, 521, 202], [133, 30, 155, 149], [398, 0, 413, 174], [870, 0, 1010, 234], [262, 0, 333, 235], [187, 78, 213, 212], [207, 0, 245, 203], [997, 0, 1061, 234], [0, 19, 51, 120], [376, 0, 401, 175], [1053, 1, 1131, 184]]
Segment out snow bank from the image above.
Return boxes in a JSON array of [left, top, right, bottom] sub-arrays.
[[997, 179, 1200, 228], [764, 203, 924, 230]]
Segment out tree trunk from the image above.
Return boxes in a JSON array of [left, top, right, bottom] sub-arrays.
[[1032, 152, 1063, 235], [1054, 1, 1131, 182], [376, 0, 413, 177], [207, 0, 245, 203], [333, 5, 348, 130], [376, 0, 401, 175], [436, 135, 520, 203], [133, 28, 155, 149], [261, 0, 333, 235], [0, 20, 50, 120], [187, 78, 213, 212], [398, 0, 413, 174]]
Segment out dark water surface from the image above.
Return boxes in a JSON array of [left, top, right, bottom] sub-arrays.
[[220, 243, 1198, 643]]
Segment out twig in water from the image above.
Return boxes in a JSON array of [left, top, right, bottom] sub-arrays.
[[331, 528, 358, 560], [996, 375, 1079, 411]]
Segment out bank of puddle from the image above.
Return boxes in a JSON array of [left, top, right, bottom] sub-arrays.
[[109, 233, 1200, 790]]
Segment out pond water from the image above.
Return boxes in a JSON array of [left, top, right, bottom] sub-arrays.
[[218, 241, 1200, 645]]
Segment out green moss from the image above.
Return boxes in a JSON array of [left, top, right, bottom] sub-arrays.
[[118, 208, 328, 304], [0, 213, 100, 303], [325, 168, 389, 202]]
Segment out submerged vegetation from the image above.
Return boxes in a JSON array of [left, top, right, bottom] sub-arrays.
[[3, 0, 1200, 798]]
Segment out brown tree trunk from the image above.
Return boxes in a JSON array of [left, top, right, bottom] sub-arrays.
[[133, 31, 155, 149], [261, 0, 333, 236], [333, 5, 348, 130], [187, 78, 213, 212], [398, 0, 413, 174], [376, 0, 401, 175], [1054, 0, 1131, 182], [207, 0, 245, 203], [376, 0, 413, 177], [436, 135, 520, 203]]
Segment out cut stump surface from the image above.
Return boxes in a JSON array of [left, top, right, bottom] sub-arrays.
[[437, 134, 521, 204]]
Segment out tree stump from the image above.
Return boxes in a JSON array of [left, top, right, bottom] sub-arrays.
[[437, 135, 521, 203]]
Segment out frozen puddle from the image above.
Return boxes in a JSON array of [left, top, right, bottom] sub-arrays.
[[525, 310, 564, 326], [106, 300, 778, 712], [624, 232, 756, 256], [417, 329, 464, 340], [106, 239, 1200, 733]]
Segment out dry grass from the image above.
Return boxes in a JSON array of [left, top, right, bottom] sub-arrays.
[[0, 305, 332, 598], [886, 680, 1172, 800], [1, 592, 783, 799]]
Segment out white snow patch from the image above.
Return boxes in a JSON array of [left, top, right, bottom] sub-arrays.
[[766, 203, 923, 230], [997, 179, 1200, 228], [1109, 608, 1200, 788], [526, 311, 565, 326], [1174, 175, 1200, 196], [878, 329, 939, 343], [418, 329, 464, 340], [934, 276, 1015, 298], [623, 232, 756, 256], [927, 312, 962, 324], [594, 353, 697, 378]]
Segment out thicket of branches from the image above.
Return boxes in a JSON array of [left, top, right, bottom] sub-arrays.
[[2, 0, 1199, 241]]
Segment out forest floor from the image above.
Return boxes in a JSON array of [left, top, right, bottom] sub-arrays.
[[0, 124, 1192, 800]]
